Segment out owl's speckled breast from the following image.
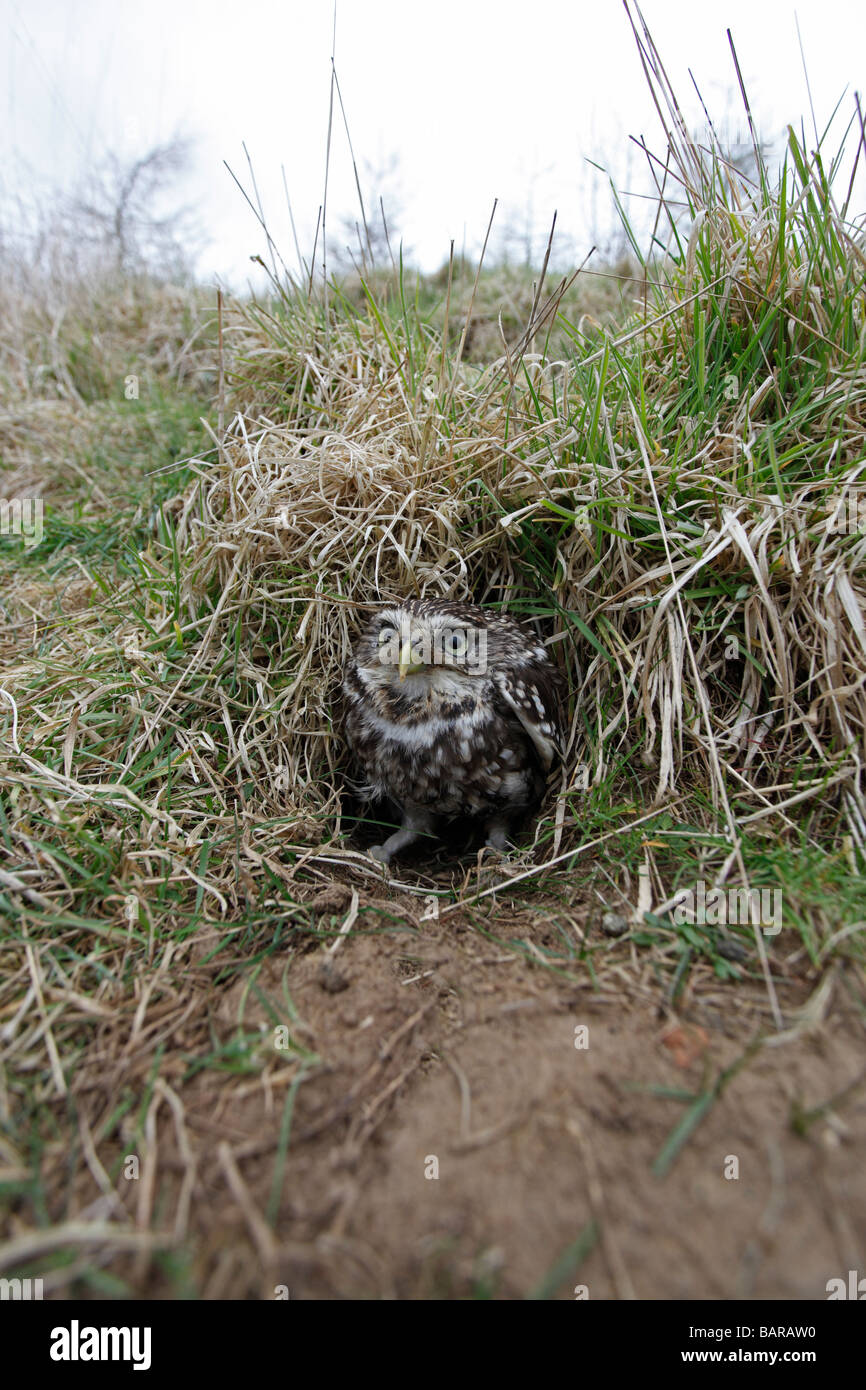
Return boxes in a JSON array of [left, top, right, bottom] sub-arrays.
[[345, 692, 542, 816]]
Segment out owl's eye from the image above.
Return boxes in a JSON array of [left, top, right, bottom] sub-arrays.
[[444, 630, 468, 657]]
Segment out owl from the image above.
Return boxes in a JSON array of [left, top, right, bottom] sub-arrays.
[[342, 598, 566, 863]]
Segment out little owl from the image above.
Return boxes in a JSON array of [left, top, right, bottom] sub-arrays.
[[342, 598, 565, 862]]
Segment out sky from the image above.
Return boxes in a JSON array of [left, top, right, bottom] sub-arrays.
[[2, 0, 865, 287]]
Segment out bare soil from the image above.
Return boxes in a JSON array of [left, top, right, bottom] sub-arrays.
[[57, 884, 866, 1301]]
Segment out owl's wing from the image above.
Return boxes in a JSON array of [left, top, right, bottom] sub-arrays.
[[492, 659, 565, 772]]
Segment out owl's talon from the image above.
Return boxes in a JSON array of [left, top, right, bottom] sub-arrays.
[[484, 820, 512, 853], [478, 840, 506, 859], [368, 822, 426, 863]]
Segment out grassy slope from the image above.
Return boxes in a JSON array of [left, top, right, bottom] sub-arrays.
[[1, 39, 865, 1294]]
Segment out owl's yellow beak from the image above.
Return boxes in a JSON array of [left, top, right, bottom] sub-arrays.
[[398, 638, 426, 681]]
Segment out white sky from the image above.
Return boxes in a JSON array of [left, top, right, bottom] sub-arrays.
[[3, 0, 865, 286]]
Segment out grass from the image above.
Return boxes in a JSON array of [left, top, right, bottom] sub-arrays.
[[1, 7, 865, 1297]]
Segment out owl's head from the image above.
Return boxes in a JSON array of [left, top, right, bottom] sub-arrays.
[[353, 600, 488, 697]]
